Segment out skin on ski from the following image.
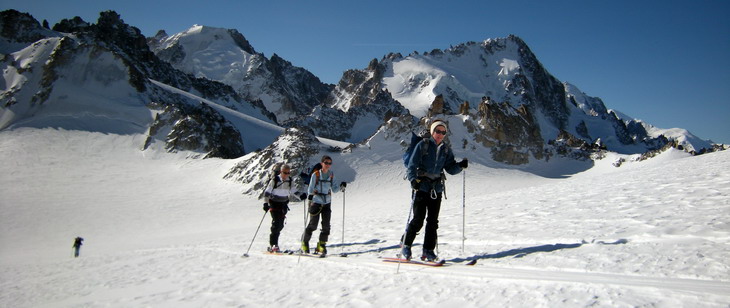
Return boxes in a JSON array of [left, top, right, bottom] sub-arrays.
[[254, 251, 475, 264], [263, 250, 327, 258], [381, 257, 446, 267], [381, 257, 477, 266]]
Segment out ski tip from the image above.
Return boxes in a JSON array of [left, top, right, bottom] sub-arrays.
[[466, 259, 477, 266], [319, 254, 327, 258], [339, 253, 348, 257]]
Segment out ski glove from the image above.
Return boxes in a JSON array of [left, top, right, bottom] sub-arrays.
[[299, 193, 307, 200], [459, 158, 469, 169], [263, 203, 270, 212], [411, 179, 420, 190], [308, 194, 314, 201]]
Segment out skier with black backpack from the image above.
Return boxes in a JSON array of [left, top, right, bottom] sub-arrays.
[[263, 163, 306, 253], [401, 120, 468, 261]]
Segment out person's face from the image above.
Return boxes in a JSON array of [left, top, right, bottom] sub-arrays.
[[280, 168, 291, 180], [432, 126, 447, 144], [322, 160, 332, 172]]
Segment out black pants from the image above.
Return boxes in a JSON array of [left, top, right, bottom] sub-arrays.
[[269, 201, 289, 247], [302, 203, 331, 243], [403, 190, 442, 250]]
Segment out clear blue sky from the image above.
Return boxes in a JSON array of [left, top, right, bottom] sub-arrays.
[[4, 0, 729, 144]]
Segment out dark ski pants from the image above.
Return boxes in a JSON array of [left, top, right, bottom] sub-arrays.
[[73, 247, 80, 258], [302, 203, 331, 244], [404, 190, 442, 251], [269, 201, 289, 247]]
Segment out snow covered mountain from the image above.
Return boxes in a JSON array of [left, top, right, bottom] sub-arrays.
[[1, 9, 721, 169], [371, 36, 713, 160], [0, 10, 277, 158], [148, 25, 332, 124], [149, 25, 409, 143]]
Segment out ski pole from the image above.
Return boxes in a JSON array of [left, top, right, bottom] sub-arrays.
[[397, 189, 416, 274], [242, 209, 268, 257], [298, 200, 311, 264], [341, 188, 346, 255], [462, 170, 466, 255]]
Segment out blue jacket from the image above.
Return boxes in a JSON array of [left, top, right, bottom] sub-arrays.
[[407, 138, 462, 193], [307, 170, 340, 204]]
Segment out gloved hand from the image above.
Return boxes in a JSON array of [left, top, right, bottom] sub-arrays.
[[299, 193, 307, 200], [410, 179, 420, 190], [307, 194, 314, 201], [459, 158, 469, 169], [263, 203, 270, 212], [340, 182, 347, 190]]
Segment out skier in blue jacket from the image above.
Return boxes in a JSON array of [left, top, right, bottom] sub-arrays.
[[402, 120, 468, 261], [302, 155, 346, 255]]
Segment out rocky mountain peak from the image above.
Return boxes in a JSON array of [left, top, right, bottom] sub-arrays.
[[224, 127, 322, 196], [0, 9, 60, 54], [226, 28, 255, 54]]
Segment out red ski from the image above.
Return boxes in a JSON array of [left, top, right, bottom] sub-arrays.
[[381, 257, 446, 267]]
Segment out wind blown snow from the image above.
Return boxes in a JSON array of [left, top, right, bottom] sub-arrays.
[[1, 128, 729, 307], [498, 58, 520, 77]]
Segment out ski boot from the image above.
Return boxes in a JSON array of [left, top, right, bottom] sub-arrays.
[[400, 245, 412, 260], [267, 245, 280, 253], [315, 241, 327, 255], [301, 241, 310, 254], [421, 249, 438, 262]]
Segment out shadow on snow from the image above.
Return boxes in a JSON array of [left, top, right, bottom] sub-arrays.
[[448, 239, 629, 263]]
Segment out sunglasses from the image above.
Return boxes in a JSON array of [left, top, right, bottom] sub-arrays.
[[433, 129, 447, 135], [281, 171, 290, 174], [323, 161, 332, 165]]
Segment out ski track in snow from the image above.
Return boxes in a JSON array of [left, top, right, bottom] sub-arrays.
[[1, 128, 729, 307]]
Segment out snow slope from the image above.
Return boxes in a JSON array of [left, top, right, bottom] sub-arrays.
[[1, 127, 728, 307]]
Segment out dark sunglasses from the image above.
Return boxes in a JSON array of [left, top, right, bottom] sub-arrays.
[[323, 161, 332, 165], [434, 129, 447, 135], [281, 171, 291, 174]]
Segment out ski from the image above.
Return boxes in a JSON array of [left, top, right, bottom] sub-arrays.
[[381, 257, 477, 266], [262, 249, 326, 258], [264, 250, 296, 256], [381, 257, 446, 267]]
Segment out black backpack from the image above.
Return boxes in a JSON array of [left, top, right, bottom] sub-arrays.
[[299, 162, 322, 186], [267, 162, 292, 189], [403, 129, 430, 168]]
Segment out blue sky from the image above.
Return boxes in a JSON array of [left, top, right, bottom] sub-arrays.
[[4, 0, 729, 144]]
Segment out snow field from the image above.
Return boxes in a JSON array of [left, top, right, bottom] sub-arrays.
[[1, 127, 729, 307]]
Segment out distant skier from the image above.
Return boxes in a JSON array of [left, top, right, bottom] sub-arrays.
[[263, 164, 305, 253], [301, 155, 347, 255], [402, 120, 468, 261], [72, 237, 84, 258]]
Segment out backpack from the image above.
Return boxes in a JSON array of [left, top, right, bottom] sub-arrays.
[[267, 162, 292, 189], [403, 129, 431, 168], [311, 167, 334, 197], [299, 162, 323, 186]]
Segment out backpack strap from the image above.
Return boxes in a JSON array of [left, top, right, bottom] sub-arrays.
[[313, 170, 333, 196]]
